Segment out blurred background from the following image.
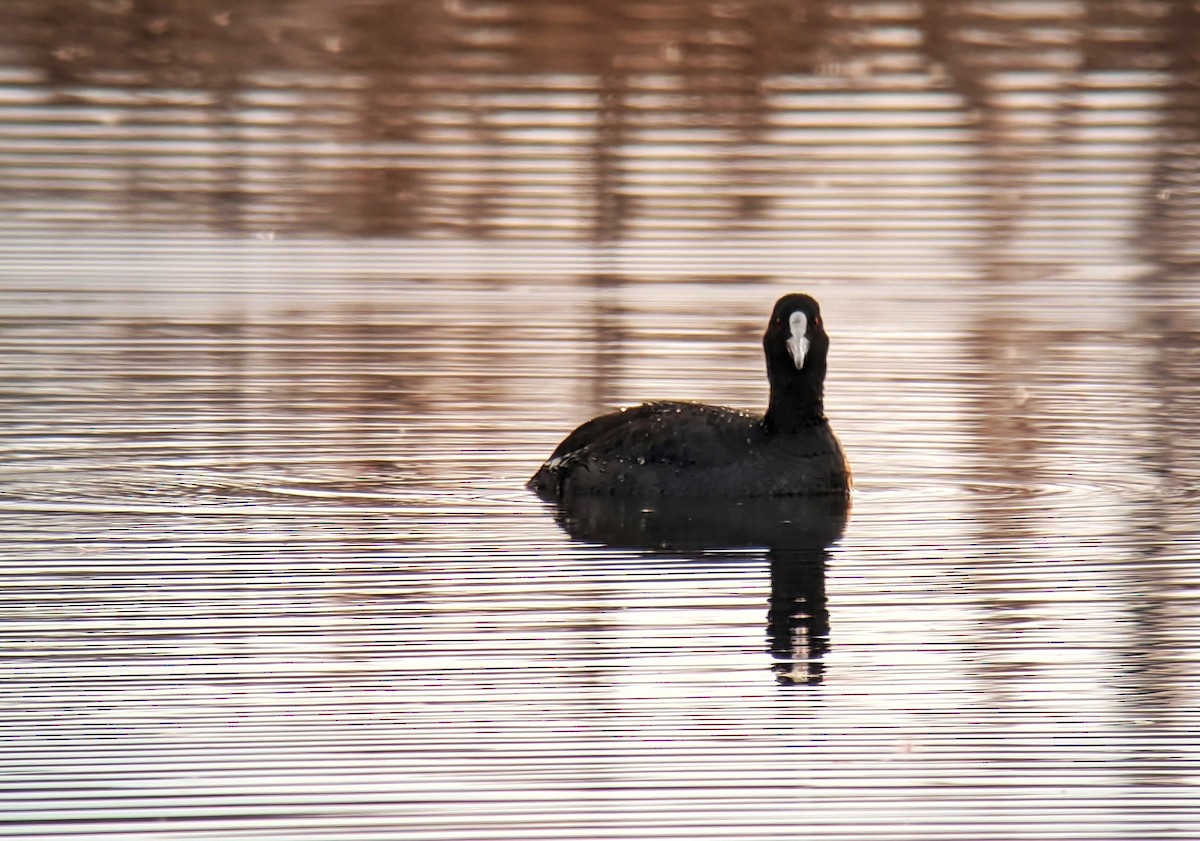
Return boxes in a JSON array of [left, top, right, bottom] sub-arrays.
[[0, 0, 1196, 261], [2, 3, 1199, 840]]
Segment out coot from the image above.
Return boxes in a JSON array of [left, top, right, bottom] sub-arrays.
[[528, 293, 851, 499]]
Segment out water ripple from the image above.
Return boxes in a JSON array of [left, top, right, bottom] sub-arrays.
[[2, 4, 1200, 833]]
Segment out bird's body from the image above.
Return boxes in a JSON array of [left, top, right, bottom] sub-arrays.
[[528, 294, 850, 500]]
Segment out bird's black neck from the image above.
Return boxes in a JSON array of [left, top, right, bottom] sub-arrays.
[[763, 359, 826, 434]]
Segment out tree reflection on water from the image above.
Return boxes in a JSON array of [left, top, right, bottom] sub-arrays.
[[0, 0, 1195, 259]]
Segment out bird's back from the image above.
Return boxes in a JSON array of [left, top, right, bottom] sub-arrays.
[[528, 401, 849, 499]]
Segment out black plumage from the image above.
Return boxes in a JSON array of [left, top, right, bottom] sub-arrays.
[[528, 293, 850, 499]]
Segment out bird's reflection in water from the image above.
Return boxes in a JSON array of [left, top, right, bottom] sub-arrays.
[[767, 548, 830, 685], [540, 493, 848, 685]]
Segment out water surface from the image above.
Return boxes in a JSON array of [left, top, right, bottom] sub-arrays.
[[2, 2, 1200, 839]]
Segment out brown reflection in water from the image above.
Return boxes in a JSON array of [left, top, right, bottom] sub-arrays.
[[1125, 3, 1200, 729], [960, 309, 1048, 703], [1142, 2, 1200, 265], [962, 280, 1200, 755], [584, 273, 626, 415], [108, 312, 440, 487], [2, 0, 1198, 250], [920, 1, 1023, 268], [337, 2, 444, 237], [1137, 274, 1200, 497], [924, 2, 1200, 272], [1122, 271, 1200, 777], [964, 309, 1049, 526]]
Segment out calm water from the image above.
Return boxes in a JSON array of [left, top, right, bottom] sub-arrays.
[[3, 3, 1200, 840]]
